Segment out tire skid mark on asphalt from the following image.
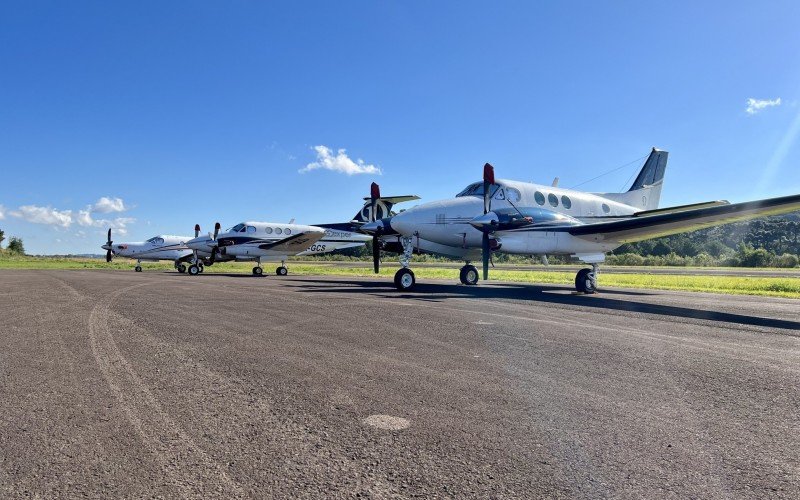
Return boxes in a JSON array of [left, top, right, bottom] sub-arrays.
[[88, 281, 246, 498], [106, 291, 406, 497]]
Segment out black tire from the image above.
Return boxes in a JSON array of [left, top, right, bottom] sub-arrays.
[[394, 268, 416, 291], [276, 266, 288, 276], [459, 265, 479, 285], [253, 266, 263, 276], [188, 264, 200, 276], [135, 266, 142, 273], [177, 264, 186, 273], [575, 268, 596, 294]]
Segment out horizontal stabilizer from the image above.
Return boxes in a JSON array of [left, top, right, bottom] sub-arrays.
[[361, 195, 421, 203]]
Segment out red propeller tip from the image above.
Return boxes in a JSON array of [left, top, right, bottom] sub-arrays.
[[483, 163, 495, 185], [370, 182, 381, 200]]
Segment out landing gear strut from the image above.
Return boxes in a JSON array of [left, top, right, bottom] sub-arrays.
[[459, 263, 479, 285], [135, 260, 142, 272], [575, 263, 599, 294], [393, 236, 416, 290]]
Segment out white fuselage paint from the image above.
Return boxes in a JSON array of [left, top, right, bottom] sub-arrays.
[[389, 179, 639, 260], [186, 221, 371, 261], [104, 235, 194, 263]]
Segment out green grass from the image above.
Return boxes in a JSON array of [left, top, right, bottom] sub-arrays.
[[1, 254, 798, 298]]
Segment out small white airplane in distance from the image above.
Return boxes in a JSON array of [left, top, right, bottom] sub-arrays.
[[361, 148, 800, 292], [184, 220, 372, 276], [101, 228, 195, 272]]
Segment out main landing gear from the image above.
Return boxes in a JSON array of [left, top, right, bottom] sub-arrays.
[[177, 264, 187, 273], [187, 262, 204, 276], [575, 263, 599, 294], [459, 263, 479, 286], [252, 257, 263, 276], [276, 264, 288, 276], [135, 259, 142, 272], [393, 236, 416, 291]]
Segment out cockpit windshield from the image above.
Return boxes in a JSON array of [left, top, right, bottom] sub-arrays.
[[455, 182, 500, 198], [227, 223, 246, 233]]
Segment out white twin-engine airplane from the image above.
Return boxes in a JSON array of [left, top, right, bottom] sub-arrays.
[[182, 220, 372, 276], [361, 148, 800, 293], [101, 228, 195, 273]]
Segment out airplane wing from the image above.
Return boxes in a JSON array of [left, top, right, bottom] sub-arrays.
[[568, 193, 800, 243], [361, 195, 421, 203], [257, 231, 325, 252]]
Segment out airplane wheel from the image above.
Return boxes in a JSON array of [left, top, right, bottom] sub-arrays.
[[188, 264, 200, 276], [394, 268, 416, 291], [459, 265, 479, 285], [253, 266, 263, 276], [575, 268, 596, 294], [177, 264, 186, 273], [276, 266, 288, 276], [135, 266, 142, 272]]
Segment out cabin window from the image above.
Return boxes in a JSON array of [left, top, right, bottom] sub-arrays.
[[285, 228, 292, 235], [561, 195, 572, 209], [275, 228, 283, 235], [602, 203, 611, 214], [534, 191, 545, 205], [506, 188, 521, 203], [230, 223, 245, 232], [265, 227, 273, 234], [246, 226, 256, 233], [548, 193, 558, 207]]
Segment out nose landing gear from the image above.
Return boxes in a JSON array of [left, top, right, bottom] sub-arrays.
[[392, 236, 417, 290]]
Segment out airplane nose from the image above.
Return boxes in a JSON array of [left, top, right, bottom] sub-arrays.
[[360, 220, 385, 235]]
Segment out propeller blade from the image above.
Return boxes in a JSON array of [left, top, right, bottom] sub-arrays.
[[213, 222, 220, 241], [194, 224, 200, 238], [369, 182, 381, 222], [106, 249, 112, 263], [483, 163, 494, 215], [372, 236, 380, 273], [106, 228, 112, 245], [482, 232, 490, 281]]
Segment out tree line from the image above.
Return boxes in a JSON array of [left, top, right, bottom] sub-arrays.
[[0, 229, 25, 254]]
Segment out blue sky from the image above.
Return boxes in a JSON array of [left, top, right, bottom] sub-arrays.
[[1, 1, 799, 254]]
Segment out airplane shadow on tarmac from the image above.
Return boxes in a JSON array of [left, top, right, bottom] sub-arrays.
[[287, 277, 800, 333]]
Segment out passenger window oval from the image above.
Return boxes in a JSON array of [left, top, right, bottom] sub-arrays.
[[275, 228, 283, 235], [246, 226, 256, 233], [561, 195, 572, 209], [285, 228, 291, 235], [534, 191, 545, 205], [548, 193, 559, 207], [602, 203, 611, 214]]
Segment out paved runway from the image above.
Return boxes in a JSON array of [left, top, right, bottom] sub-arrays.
[[1, 270, 798, 498]]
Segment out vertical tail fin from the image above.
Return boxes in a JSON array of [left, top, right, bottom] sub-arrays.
[[599, 148, 668, 210]]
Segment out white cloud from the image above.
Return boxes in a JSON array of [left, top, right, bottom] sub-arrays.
[[746, 97, 781, 115], [91, 196, 127, 213], [76, 208, 135, 235], [0, 204, 5, 220], [10, 205, 73, 228], [299, 145, 382, 175]]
